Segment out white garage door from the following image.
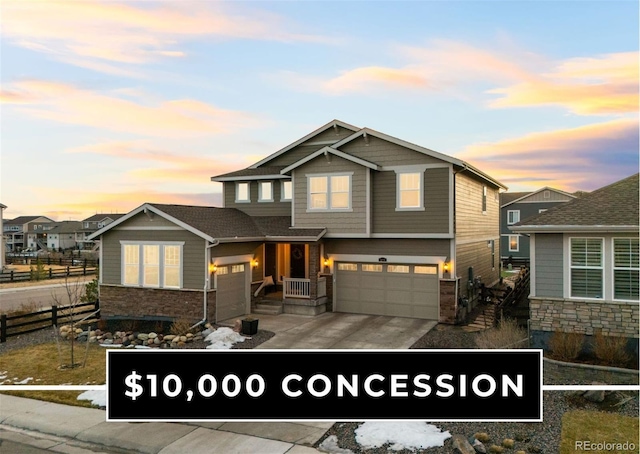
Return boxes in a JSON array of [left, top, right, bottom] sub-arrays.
[[336, 262, 439, 319], [216, 263, 249, 321]]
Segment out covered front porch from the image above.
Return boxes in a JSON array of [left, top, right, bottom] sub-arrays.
[[252, 241, 331, 316]]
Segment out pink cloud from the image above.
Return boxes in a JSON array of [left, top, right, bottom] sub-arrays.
[[1, 80, 260, 137]]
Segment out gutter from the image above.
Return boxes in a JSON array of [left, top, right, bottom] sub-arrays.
[[190, 239, 220, 331]]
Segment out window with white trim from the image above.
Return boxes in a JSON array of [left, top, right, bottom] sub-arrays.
[[308, 175, 351, 210], [281, 180, 292, 201], [259, 181, 273, 202], [121, 243, 182, 289], [414, 265, 437, 275], [397, 172, 423, 210], [236, 182, 250, 203], [337, 263, 357, 271], [570, 238, 603, 299], [507, 210, 520, 225], [509, 235, 519, 252], [613, 238, 639, 301]]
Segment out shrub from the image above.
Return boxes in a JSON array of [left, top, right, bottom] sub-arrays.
[[593, 330, 631, 368], [474, 432, 491, 443], [548, 331, 584, 362], [169, 318, 194, 336], [475, 318, 528, 349], [81, 275, 99, 303]]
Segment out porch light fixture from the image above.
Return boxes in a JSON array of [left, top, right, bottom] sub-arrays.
[[443, 262, 450, 273], [323, 258, 329, 267], [209, 263, 217, 274], [252, 259, 259, 268]]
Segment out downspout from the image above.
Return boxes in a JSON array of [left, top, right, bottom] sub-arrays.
[[189, 239, 220, 331]]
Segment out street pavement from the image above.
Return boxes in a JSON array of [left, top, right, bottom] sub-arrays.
[[0, 279, 91, 313]]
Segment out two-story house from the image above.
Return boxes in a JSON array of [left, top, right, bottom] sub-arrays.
[[4, 215, 55, 252], [46, 221, 83, 251], [77, 214, 125, 250], [500, 188, 577, 265], [89, 120, 506, 325]]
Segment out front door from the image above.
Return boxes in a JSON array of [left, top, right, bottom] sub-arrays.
[[290, 244, 306, 278], [265, 243, 277, 281]]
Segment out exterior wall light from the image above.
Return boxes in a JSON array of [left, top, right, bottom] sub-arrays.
[[209, 263, 217, 274]]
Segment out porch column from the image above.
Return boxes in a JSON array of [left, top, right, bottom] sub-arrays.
[[308, 243, 320, 300]]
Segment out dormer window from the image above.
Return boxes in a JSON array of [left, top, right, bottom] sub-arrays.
[[235, 182, 250, 203], [259, 181, 273, 202]]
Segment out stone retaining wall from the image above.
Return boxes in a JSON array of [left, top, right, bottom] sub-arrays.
[[530, 296, 639, 338], [544, 357, 639, 385]]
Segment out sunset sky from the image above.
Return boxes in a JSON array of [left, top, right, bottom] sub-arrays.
[[1, 0, 638, 221]]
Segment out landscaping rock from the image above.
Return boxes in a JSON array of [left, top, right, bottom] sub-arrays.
[[164, 335, 176, 341], [153, 337, 161, 345], [471, 438, 487, 453], [148, 332, 157, 339], [137, 333, 149, 341], [452, 435, 476, 454], [583, 389, 605, 402], [179, 335, 187, 343]]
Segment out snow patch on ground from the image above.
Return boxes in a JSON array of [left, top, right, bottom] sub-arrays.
[[204, 327, 246, 349], [14, 377, 34, 384], [77, 390, 106, 407], [319, 435, 355, 453], [355, 422, 451, 451]]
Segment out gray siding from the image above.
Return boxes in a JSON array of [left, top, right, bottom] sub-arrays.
[[501, 234, 530, 261], [455, 172, 500, 242], [118, 212, 179, 228], [518, 190, 574, 203], [456, 240, 500, 294], [223, 181, 291, 216], [212, 242, 263, 282], [293, 155, 366, 234], [102, 229, 206, 290], [372, 167, 449, 234], [339, 135, 443, 167], [267, 126, 355, 167], [534, 233, 564, 297], [325, 238, 451, 257]]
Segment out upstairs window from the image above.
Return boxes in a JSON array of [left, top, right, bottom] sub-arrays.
[[236, 182, 250, 203], [507, 210, 520, 225], [308, 174, 351, 211], [570, 238, 603, 299], [259, 181, 273, 202], [613, 238, 639, 301], [281, 180, 293, 201], [396, 172, 423, 210]]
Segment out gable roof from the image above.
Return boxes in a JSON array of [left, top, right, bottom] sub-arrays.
[[82, 213, 126, 222], [5, 216, 54, 225], [280, 146, 379, 174], [500, 191, 531, 207], [511, 173, 639, 232], [48, 221, 83, 234], [248, 119, 360, 169], [88, 203, 326, 242], [500, 187, 577, 208]]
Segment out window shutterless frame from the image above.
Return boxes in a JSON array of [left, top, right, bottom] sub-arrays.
[[235, 182, 250, 203], [120, 241, 184, 289], [569, 237, 604, 299], [306, 173, 353, 212], [612, 237, 640, 301]]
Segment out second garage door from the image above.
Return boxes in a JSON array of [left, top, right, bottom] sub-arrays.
[[335, 262, 439, 319], [216, 263, 249, 321]]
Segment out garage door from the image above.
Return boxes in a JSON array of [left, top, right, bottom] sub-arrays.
[[216, 263, 248, 320], [336, 263, 439, 319]]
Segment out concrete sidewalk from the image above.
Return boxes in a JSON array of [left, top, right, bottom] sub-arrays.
[[0, 395, 328, 453]]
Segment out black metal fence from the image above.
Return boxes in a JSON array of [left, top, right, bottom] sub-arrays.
[[0, 301, 100, 342]]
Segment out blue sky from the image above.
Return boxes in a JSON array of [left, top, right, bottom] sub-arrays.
[[1, 0, 638, 220]]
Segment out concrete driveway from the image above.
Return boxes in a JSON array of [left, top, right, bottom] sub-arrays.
[[247, 312, 437, 349]]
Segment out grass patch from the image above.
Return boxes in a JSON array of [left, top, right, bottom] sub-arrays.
[[0, 390, 97, 408], [475, 318, 528, 349], [0, 342, 107, 385], [559, 410, 639, 453]]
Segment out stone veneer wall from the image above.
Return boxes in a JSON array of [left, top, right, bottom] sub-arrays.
[[100, 285, 216, 322], [530, 296, 639, 338], [439, 279, 458, 324]]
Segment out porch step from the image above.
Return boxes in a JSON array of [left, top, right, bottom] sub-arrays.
[[253, 301, 283, 316]]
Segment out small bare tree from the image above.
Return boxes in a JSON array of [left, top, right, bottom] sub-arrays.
[[51, 276, 87, 369]]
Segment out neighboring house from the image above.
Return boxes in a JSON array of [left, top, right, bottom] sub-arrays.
[[0, 203, 6, 269], [47, 221, 83, 251], [500, 187, 577, 264], [77, 214, 125, 250], [89, 120, 506, 325], [3, 216, 55, 252], [511, 173, 639, 352]]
